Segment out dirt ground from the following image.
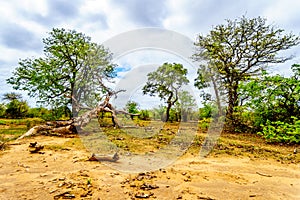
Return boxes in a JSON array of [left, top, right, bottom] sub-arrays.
[[0, 135, 299, 200]]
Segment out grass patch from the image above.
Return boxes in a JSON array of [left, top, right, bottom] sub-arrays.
[[0, 117, 298, 164], [45, 138, 86, 151], [209, 133, 300, 164], [0, 126, 27, 141], [81, 119, 200, 155], [0, 118, 44, 126], [0, 118, 45, 141], [63, 137, 86, 150]]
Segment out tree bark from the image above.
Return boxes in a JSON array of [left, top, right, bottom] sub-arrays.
[[225, 83, 239, 132], [211, 74, 223, 117], [17, 92, 140, 140], [165, 102, 172, 122]]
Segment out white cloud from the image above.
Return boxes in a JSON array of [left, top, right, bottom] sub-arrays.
[[263, 0, 300, 27], [0, 0, 299, 106]]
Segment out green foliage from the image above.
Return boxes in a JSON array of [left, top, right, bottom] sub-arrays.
[[143, 62, 189, 122], [231, 106, 256, 133], [239, 64, 300, 130], [138, 110, 150, 121], [175, 91, 197, 122], [193, 16, 300, 131], [150, 105, 165, 121], [125, 101, 139, 114], [258, 117, 300, 144], [0, 118, 44, 141], [0, 118, 44, 126], [0, 104, 6, 118], [167, 108, 179, 122], [7, 28, 115, 116], [198, 103, 218, 120], [27, 107, 49, 118], [5, 99, 29, 119], [198, 118, 212, 132]]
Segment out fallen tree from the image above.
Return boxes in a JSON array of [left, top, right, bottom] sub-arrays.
[[17, 90, 140, 140]]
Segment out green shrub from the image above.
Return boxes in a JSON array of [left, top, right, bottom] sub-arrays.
[[258, 116, 300, 143], [138, 110, 150, 121], [198, 118, 212, 132]]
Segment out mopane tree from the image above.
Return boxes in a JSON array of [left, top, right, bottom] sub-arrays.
[[7, 28, 115, 117], [143, 63, 189, 122], [193, 16, 300, 131], [6, 28, 137, 138]]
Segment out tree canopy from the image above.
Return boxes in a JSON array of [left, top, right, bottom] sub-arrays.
[[2, 93, 29, 119], [7, 28, 116, 117], [2, 92, 22, 102], [175, 91, 197, 122], [193, 16, 300, 131], [239, 64, 300, 127], [142, 63, 189, 122]]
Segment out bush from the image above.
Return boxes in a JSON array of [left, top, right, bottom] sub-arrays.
[[5, 99, 29, 118], [258, 117, 300, 144], [198, 118, 212, 132], [199, 103, 218, 120], [138, 110, 150, 121], [0, 104, 6, 118]]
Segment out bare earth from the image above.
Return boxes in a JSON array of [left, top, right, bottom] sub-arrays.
[[0, 136, 299, 200]]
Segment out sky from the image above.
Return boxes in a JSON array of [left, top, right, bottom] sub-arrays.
[[0, 0, 300, 108]]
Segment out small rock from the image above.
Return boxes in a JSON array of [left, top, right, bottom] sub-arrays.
[[54, 191, 75, 199], [58, 182, 65, 187], [135, 192, 153, 198], [293, 148, 297, 154], [140, 183, 159, 190], [49, 189, 57, 194], [40, 174, 48, 177]]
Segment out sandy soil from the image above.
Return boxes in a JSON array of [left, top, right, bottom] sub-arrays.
[[0, 135, 299, 200]]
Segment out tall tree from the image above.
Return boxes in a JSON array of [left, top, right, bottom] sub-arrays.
[[194, 63, 224, 117], [7, 28, 116, 117], [175, 91, 197, 122], [142, 63, 189, 122], [193, 16, 300, 131]]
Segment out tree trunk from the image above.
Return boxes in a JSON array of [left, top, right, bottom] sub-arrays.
[[225, 83, 239, 132], [165, 102, 171, 122], [211, 75, 223, 117], [17, 93, 140, 140]]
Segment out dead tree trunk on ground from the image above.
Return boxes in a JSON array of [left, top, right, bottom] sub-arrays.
[[17, 91, 140, 140]]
